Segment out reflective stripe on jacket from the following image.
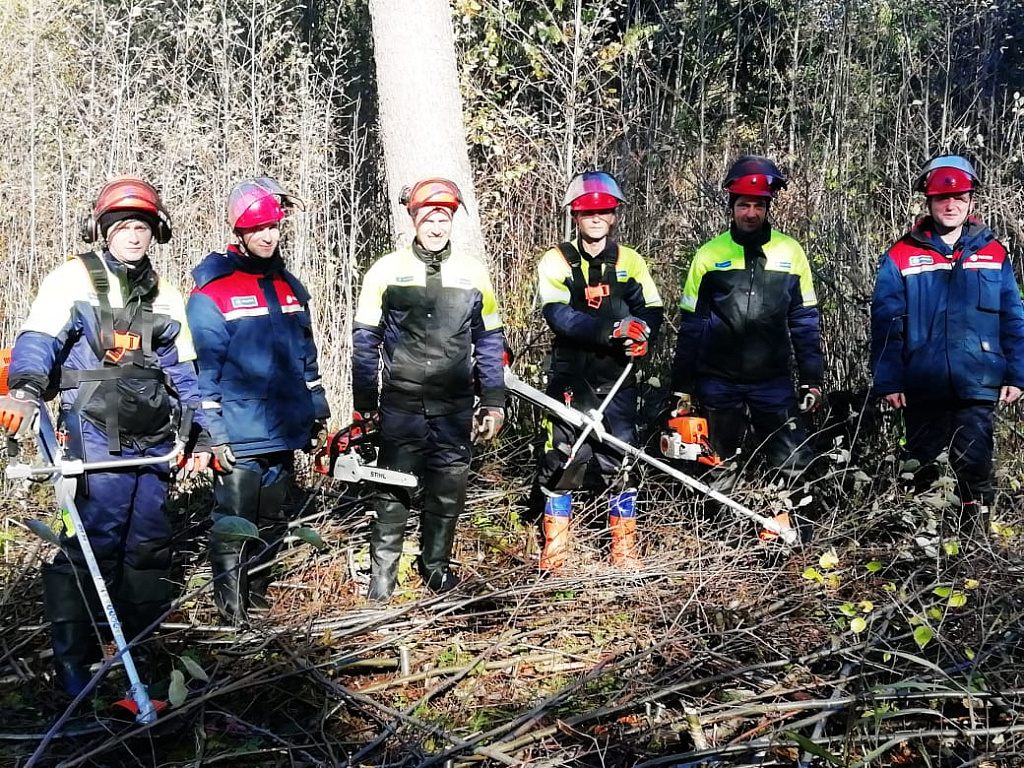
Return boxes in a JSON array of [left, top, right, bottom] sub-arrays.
[[352, 243, 505, 415], [870, 217, 1024, 402], [671, 229, 821, 391], [537, 238, 664, 394], [187, 247, 330, 456]]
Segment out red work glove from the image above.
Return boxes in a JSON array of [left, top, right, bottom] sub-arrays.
[[610, 316, 651, 343], [0, 389, 40, 438], [623, 339, 648, 358]]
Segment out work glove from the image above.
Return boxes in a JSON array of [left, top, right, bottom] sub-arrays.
[[623, 339, 648, 358], [307, 419, 329, 453], [210, 444, 238, 474], [177, 451, 211, 481], [472, 406, 505, 443], [799, 385, 823, 413], [0, 389, 40, 439], [610, 316, 651, 343], [672, 391, 692, 415]]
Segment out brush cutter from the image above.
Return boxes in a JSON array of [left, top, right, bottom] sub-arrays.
[[1, 350, 189, 723], [660, 408, 722, 467], [313, 422, 417, 488], [564, 361, 633, 467], [505, 366, 798, 545]]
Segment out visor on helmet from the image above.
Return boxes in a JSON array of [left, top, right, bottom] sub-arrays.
[[915, 155, 979, 195], [723, 156, 786, 195], [562, 172, 626, 209]]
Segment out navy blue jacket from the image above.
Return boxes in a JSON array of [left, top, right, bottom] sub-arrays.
[[871, 217, 1024, 402], [187, 247, 330, 456]]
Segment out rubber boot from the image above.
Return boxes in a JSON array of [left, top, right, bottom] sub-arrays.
[[418, 466, 468, 593], [367, 489, 412, 603], [209, 537, 249, 624], [539, 492, 572, 571], [609, 490, 643, 569], [249, 474, 290, 613], [210, 467, 262, 623], [117, 563, 173, 643], [43, 564, 103, 696]]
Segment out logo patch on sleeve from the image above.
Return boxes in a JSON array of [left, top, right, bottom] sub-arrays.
[[396, 275, 414, 284], [714, 260, 732, 269], [231, 295, 259, 309], [908, 255, 933, 267]]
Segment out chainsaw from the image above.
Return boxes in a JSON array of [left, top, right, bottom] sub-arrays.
[[659, 409, 722, 466], [313, 423, 417, 488]]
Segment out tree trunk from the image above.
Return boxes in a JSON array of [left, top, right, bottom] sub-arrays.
[[368, 0, 485, 257]]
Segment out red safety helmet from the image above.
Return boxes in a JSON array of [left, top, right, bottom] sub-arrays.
[[722, 156, 787, 198], [401, 178, 464, 213], [82, 176, 173, 244], [915, 155, 979, 196], [227, 177, 303, 230], [563, 171, 627, 212]]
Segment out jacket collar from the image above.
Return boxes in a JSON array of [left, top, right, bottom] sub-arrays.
[[909, 216, 994, 256]]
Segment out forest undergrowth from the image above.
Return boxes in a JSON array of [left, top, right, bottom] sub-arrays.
[[1, 388, 1022, 767]]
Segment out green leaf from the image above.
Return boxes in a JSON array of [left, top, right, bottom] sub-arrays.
[[294, 526, 329, 551], [168, 669, 188, 708], [802, 567, 824, 583], [179, 655, 209, 683], [839, 602, 857, 617], [933, 586, 952, 598], [850, 617, 867, 633], [819, 549, 839, 569], [964, 578, 979, 590], [25, 519, 62, 547], [927, 607, 943, 620], [865, 560, 883, 572], [782, 730, 843, 766], [913, 625, 934, 649], [210, 516, 261, 543], [942, 540, 960, 556], [948, 592, 967, 608], [859, 600, 875, 613]]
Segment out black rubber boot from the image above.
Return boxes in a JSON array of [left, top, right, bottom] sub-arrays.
[[210, 468, 263, 624], [367, 492, 411, 603], [117, 563, 173, 643], [248, 474, 290, 613], [418, 465, 468, 594], [43, 564, 103, 697]]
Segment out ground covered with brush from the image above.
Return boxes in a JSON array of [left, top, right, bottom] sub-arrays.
[[1, 409, 1023, 767]]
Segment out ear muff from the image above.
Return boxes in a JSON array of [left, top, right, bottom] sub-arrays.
[[399, 185, 412, 206], [80, 212, 99, 244], [79, 206, 173, 244]]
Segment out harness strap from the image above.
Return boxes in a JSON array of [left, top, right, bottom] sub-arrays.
[[60, 366, 164, 388], [77, 251, 115, 351], [556, 242, 618, 310]]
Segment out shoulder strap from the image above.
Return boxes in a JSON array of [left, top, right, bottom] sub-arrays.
[[77, 251, 115, 352]]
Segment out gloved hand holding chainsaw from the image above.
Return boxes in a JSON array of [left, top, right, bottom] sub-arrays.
[[472, 405, 504, 443]]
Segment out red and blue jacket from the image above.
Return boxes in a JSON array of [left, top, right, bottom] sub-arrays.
[[187, 246, 330, 456], [870, 217, 1024, 402]]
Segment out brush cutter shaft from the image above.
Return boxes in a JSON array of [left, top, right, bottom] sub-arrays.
[[565, 362, 633, 465], [505, 368, 797, 544], [33, 408, 159, 722]]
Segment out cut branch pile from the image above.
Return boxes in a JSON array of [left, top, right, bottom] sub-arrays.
[[1, 423, 1022, 766]]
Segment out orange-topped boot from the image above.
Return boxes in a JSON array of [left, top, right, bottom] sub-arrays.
[[609, 490, 643, 569], [538, 492, 571, 572]]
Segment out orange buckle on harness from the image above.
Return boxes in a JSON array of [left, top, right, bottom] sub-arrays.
[[584, 283, 610, 309], [104, 331, 142, 364]]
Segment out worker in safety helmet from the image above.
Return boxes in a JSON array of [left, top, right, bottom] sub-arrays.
[[871, 155, 1024, 541], [352, 178, 506, 602], [533, 171, 664, 571], [669, 156, 823, 495], [186, 177, 331, 624], [0, 177, 207, 696]]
